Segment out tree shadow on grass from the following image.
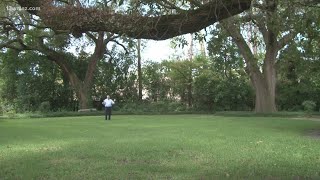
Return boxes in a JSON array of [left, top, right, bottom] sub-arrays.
[[305, 129, 320, 139], [226, 116, 320, 138]]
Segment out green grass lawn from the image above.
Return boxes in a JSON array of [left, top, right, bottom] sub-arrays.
[[1, 115, 320, 179]]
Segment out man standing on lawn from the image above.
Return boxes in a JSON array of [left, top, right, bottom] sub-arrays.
[[102, 95, 115, 120]]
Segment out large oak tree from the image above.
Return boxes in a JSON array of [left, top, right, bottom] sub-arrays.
[[0, 7, 127, 109], [220, 0, 319, 113]]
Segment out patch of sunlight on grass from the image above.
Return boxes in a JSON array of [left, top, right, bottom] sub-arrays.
[[0, 140, 70, 160]]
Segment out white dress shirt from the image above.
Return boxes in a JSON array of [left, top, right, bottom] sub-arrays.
[[102, 99, 115, 107]]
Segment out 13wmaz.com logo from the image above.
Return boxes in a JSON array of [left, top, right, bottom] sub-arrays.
[[6, 6, 40, 11]]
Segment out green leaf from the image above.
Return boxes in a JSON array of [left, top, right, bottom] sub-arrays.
[[118, 0, 124, 6]]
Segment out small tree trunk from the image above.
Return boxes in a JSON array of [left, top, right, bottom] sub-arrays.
[[187, 34, 193, 107], [187, 79, 192, 107], [137, 39, 143, 101]]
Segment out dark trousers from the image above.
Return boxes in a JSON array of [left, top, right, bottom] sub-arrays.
[[105, 107, 112, 120]]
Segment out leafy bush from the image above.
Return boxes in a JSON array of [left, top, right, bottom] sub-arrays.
[[1, 104, 16, 118], [151, 101, 168, 112], [116, 101, 189, 114], [168, 102, 186, 112], [0, 104, 3, 116], [302, 100, 316, 116], [39, 101, 51, 113]]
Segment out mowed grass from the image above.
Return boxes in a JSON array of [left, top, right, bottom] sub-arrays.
[[1, 115, 320, 179]]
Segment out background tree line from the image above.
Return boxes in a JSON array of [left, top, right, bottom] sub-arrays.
[[0, 0, 319, 114], [1, 29, 319, 114]]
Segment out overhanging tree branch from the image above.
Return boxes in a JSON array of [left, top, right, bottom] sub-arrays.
[[110, 39, 129, 54], [16, 0, 251, 40]]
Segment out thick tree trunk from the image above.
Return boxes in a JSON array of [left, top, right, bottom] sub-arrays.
[[249, 43, 277, 113], [251, 72, 276, 113], [254, 83, 276, 112], [78, 86, 90, 109], [246, 49, 277, 113], [52, 58, 91, 109]]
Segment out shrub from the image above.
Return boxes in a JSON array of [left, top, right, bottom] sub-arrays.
[[151, 101, 168, 112], [6, 110, 16, 119], [117, 101, 190, 114], [302, 100, 316, 116], [0, 105, 3, 116], [168, 102, 186, 112], [1, 104, 16, 118], [39, 101, 51, 113]]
